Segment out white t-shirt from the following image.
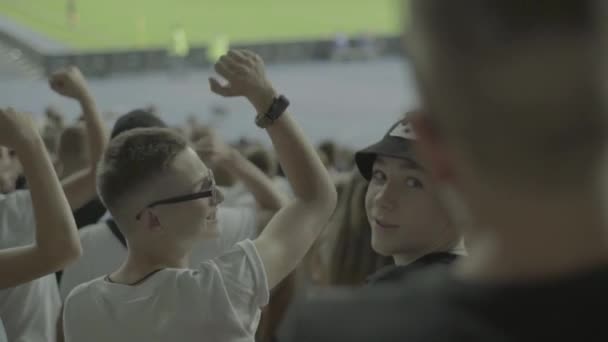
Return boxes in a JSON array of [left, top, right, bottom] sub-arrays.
[[63, 240, 269, 342], [0, 190, 61, 342], [60, 206, 258, 299], [0, 319, 7, 342]]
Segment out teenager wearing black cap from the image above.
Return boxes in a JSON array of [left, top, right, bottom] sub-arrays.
[[354, 112, 464, 284], [295, 1, 608, 341]]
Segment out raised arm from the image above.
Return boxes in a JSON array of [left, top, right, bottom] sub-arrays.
[[210, 50, 337, 288], [195, 130, 286, 212], [0, 108, 81, 289], [49, 67, 107, 211]]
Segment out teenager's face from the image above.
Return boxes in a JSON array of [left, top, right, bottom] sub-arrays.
[[365, 156, 451, 257], [145, 147, 223, 243]]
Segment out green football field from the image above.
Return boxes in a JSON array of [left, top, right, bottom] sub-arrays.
[[0, 0, 401, 51]]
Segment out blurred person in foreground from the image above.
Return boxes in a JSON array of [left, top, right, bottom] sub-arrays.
[[295, 1, 608, 341], [0, 67, 104, 342], [61, 50, 336, 342]]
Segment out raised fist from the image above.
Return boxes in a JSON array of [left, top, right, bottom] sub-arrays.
[[209, 50, 277, 113], [0, 108, 39, 149], [49, 66, 89, 100], [193, 129, 233, 166]]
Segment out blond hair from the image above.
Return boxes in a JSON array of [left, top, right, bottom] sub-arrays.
[[97, 128, 188, 212]]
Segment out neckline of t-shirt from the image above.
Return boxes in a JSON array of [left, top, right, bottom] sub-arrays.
[[104, 268, 165, 287]]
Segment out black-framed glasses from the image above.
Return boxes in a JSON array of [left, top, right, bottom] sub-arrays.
[[135, 173, 219, 220]]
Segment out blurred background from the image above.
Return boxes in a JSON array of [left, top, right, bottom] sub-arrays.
[[0, 0, 416, 149]]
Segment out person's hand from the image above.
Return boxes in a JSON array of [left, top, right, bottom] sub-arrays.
[[209, 50, 277, 114], [49, 66, 90, 101], [194, 130, 234, 167], [0, 108, 40, 150]]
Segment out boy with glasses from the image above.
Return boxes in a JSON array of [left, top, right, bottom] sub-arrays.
[[62, 50, 337, 342]]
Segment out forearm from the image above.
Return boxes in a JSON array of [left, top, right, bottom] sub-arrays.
[[210, 50, 338, 289], [19, 136, 80, 259], [218, 149, 285, 211], [264, 112, 335, 205], [78, 94, 106, 164], [60, 93, 106, 210]]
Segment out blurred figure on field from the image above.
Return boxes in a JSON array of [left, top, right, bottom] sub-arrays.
[[168, 24, 190, 74], [331, 32, 351, 61], [207, 34, 230, 65], [66, 0, 79, 29]]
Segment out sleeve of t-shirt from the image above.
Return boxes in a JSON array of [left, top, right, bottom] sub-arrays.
[[0, 274, 61, 342], [195, 239, 270, 332]]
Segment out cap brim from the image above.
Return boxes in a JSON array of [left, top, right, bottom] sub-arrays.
[[355, 137, 417, 180]]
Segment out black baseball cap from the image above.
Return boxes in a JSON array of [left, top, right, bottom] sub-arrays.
[[355, 117, 419, 180]]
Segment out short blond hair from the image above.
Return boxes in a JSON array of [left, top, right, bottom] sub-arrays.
[[97, 128, 188, 211]]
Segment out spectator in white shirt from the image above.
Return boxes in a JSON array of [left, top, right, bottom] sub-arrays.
[[62, 50, 337, 342], [60, 109, 285, 299], [0, 67, 105, 342]]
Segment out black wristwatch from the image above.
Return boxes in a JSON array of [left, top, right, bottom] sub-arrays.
[[255, 95, 290, 128]]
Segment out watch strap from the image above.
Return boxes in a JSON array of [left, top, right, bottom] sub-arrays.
[[255, 95, 290, 128]]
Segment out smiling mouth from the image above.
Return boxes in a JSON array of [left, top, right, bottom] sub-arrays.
[[374, 219, 399, 229]]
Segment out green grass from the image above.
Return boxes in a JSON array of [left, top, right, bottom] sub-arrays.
[[0, 0, 401, 51]]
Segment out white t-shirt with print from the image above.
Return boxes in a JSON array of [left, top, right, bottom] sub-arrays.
[[63, 240, 269, 342], [0, 190, 61, 342], [60, 206, 258, 299]]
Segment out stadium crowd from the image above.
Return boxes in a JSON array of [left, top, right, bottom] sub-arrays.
[[0, 0, 607, 341]]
